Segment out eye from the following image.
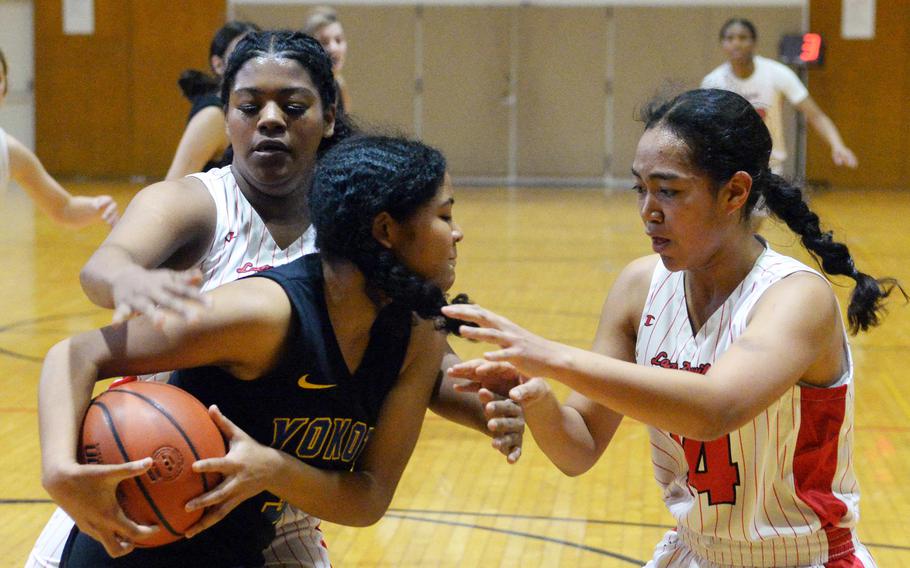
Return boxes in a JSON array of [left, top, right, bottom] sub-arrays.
[[659, 188, 678, 197], [237, 104, 258, 115], [631, 185, 645, 195], [285, 103, 309, 116]]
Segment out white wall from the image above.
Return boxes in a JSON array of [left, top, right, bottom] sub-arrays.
[[0, 0, 34, 150]]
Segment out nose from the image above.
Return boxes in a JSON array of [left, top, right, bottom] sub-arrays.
[[640, 195, 662, 223], [257, 101, 287, 134], [452, 221, 464, 243]]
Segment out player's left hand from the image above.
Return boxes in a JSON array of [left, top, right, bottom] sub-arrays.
[[183, 405, 278, 538], [832, 145, 858, 169], [480, 388, 524, 464], [442, 303, 563, 380]]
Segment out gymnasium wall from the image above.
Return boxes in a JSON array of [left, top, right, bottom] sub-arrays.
[[233, 3, 803, 183], [47, 1, 896, 184], [34, 0, 226, 177], [807, 0, 910, 189]]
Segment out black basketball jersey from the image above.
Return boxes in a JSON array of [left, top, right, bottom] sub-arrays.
[[63, 254, 414, 567]]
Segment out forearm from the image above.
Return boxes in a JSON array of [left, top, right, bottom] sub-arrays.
[[429, 373, 487, 434], [523, 391, 603, 476], [267, 451, 392, 527], [80, 246, 142, 308], [542, 344, 734, 440], [807, 113, 847, 150], [39, 340, 98, 484]]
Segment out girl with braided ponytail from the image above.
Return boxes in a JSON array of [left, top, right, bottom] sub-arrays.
[[39, 134, 479, 566], [444, 89, 902, 567]]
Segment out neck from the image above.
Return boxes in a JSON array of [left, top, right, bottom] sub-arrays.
[[322, 259, 380, 334], [232, 166, 311, 225], [730, 56, 755, 79], [685, 232, 764, 326]]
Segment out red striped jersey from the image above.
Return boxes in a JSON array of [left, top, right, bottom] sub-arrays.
[[637, 244, 862, 566], [188, 166, 316, 292]]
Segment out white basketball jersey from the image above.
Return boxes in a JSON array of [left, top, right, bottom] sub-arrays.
[[0, 128, 10, 193], [637, 244, 861, 567], [188, 166, 317, 292]]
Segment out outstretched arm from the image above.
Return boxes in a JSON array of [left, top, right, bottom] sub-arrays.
[[795, 96, 858, 168], [165, 106, 229, 181], [6, 134, 119, 228], [79, 177, 217, 323], [446, 271, 843, 442]]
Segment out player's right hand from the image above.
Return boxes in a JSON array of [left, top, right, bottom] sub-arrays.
[[448, 358, 523, 398], [43, 459, 159, 557], [110, 266, 210, 326]]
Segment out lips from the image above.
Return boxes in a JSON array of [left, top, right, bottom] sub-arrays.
[[252, 140, 290, 154], [650, 236, 670, 253]]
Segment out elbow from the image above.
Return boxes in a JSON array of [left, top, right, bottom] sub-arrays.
[[686, 404, 746, 442]]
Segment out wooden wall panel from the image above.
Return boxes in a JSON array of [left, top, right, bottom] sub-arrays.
[[808, 0, 910, 189], [35, 0, 133, 176], [130, 1, 226, 174], [35, 0, 225, 178]]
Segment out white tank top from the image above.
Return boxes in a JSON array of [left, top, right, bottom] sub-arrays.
[[0, 128, 10, 193], [637, 243, 861, 566], [188, 166, 316, 291]]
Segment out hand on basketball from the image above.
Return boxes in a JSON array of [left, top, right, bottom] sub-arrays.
[[183, 405, 276, 538], [480, 388, 524, 464], [45, 458, 159, 557], [441, 303, 563, 380], [110, 265, 210, 326]]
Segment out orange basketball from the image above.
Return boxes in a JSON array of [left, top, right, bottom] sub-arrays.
[[79, 379, 227, 547]]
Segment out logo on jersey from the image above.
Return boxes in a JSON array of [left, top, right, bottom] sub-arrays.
[[225, 231, 236, 243], [650, 351, 711, 375], [271, 417, 373, 464], [297, 374, 337, 390], [236, 262, 273, 274], [644, 315, 656, 326]]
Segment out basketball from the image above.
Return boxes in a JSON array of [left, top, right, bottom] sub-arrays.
[[78, 379, 227, 547]]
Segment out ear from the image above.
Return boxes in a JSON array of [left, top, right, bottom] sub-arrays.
[[323, 104, 337, 138], [720, 171, 753, 216], [371, 211, 398, 250], [211, 55, 226, 76]]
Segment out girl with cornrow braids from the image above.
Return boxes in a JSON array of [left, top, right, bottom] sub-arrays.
[[444, 89, 902, 567]]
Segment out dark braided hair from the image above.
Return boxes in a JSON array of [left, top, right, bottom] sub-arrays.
[[178, 21, 260, 99], [641, 89, 904, 333], [309, 135, 470, 334], [719, 18, 757, 41], [221, 30, 354, 155]]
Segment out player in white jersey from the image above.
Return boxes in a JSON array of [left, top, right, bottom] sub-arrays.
[[443, 89, 903, 567], [0, 48, 118, 228], [701, 18, 856, 175], [28, 32, 521, 568]]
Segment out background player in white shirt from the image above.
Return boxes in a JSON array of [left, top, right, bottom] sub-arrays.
[[701, 18, 857, 175], [443, 89, 903, 567], [0, 48, 118, 229]]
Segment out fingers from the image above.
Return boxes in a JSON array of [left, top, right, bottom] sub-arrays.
[[184, 498, 240, 539], [184, 476, 232, 512], [456, 325, 509, 346], [509, 377, 551, 406], [451, 380, 481, 393], [208, 404, 239, 438], [81, 457, 152, 482], [96, 196, 120, 226], [442, 303, 513, 331]]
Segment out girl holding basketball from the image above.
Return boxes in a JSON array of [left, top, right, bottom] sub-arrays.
[[40, 134, 479, 565], [0, 48, 119, 228], [444, 89, 901, 567], [29, 31, 520, 568]]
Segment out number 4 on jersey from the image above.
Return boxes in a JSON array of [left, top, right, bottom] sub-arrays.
[[672, 434, 741, 505]]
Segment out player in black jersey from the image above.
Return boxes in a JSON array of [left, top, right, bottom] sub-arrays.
[[39, 135, 490, 566]]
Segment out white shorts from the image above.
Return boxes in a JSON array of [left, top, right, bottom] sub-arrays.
[[644, 529, 876, 568]]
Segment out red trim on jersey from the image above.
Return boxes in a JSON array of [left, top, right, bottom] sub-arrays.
[[794, 385, 854, 560]]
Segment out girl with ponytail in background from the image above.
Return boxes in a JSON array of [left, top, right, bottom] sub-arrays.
[[165, 21, 259, 180], [444, 89, 903, 568]]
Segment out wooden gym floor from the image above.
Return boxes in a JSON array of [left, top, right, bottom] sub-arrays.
[[1, 181, 907, 566]]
